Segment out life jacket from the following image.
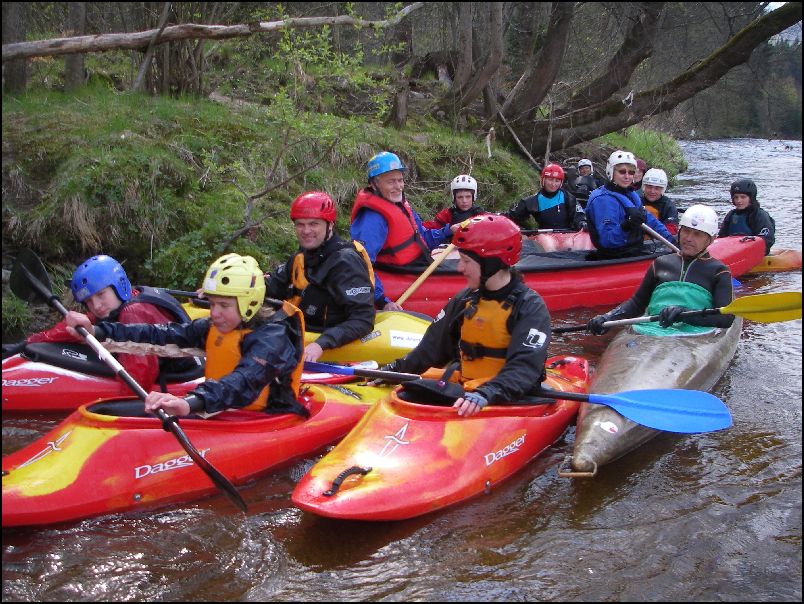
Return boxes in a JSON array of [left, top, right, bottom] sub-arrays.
[[288, 240, 375, 309], [204, 301, 305, 412], [458, 292, 517, 384], [351, 188, 430, 265], [633, 281, 715, 337]]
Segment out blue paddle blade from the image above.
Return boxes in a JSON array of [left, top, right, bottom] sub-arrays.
[[304, 361, 355, 375], [588, 389, 732, 433]]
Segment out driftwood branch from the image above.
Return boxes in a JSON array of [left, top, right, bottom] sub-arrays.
[[132, 2, 173, 92], [2, 3, 424, 62]]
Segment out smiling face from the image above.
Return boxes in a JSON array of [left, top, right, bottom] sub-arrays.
[[642, 184, 664, 203], [372, 170, 405, 203], [207, 295, 242, 334], [542, 177, 563, 193], [294, 218, 330, 250], [611, 164, 636, 188], [83, 286, 123, 319]]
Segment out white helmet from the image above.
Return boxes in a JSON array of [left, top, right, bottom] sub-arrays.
[[679, 204, 719, 237], [606, 150, 637, 180], [450, 174, 478, 200], [578, 159, 593, 171], [642, 168, 668, 193]]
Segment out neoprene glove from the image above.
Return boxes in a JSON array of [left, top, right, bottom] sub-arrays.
[[659, 305, 686, 328], [2, 341, 25, 359], [587, 315, 610, 336], [462, 391, 488, 409], [621, 207, 646, 232]]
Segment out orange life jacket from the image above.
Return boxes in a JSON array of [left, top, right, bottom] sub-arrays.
[[458, 296, 514, 385]]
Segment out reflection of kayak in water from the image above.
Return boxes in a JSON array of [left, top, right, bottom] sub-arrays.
[[746, 247, 802, 274], [386, 235, 765, 317]]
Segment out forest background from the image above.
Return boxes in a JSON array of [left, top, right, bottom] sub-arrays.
[[2, 2, 801, 338]]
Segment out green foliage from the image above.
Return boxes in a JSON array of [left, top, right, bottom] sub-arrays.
[[1, 293, 33, 340], [600, 127, 688, 177]]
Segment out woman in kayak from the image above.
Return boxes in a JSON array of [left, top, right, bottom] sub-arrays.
[[381, 215, 552, 417], [587, 204, 735, 335], [66, 253, 307, 418], [503, 163, 587, 231], [718, 178, 776, 254], [423, 174, 487, 229], [266, 191, 375, 362], [3, 254, 194, 391]]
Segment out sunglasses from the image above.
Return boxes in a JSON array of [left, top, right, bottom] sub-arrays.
[[616, 168, 637, 176]]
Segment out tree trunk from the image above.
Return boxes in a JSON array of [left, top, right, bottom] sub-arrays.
[[456, 2, 503, 109], [133, 2, 172, 93], [65, 2, 87, 91], [385, 78, 409, 129], [2, 2, 27, 93], [452, 2, 473, 91]]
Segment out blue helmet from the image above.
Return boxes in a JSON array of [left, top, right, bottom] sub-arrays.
[[367, 151, 406, 181], [71, 255, 132, 303]]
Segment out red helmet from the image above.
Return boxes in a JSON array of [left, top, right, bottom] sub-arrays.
[[290, 191, 337, 222], [541, 163, 565, 186], [453, 215, 521, 266]]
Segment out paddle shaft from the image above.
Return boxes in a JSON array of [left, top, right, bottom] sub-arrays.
[[521, 228, 577, 235], [16, 262, 247, 512], [396, 243, 455, 306], [304, 361, 420, 382], [642, 223, 680, 253]]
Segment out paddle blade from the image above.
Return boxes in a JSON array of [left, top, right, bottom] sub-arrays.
[[724, 291, 801, 323], [588, 389, 732, 433], [10, 248, 53, 302]]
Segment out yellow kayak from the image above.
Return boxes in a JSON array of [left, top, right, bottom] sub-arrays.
[[181, 304, 430, 364]]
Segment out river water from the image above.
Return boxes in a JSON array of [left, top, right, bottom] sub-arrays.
[[2, 139, 801, 601]]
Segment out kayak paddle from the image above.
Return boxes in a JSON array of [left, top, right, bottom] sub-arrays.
[[554, 291, 802, 333], [10, 249, 247, 513], [302, 361, 731, 433]]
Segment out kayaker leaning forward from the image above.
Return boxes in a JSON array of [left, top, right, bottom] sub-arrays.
[[350, 151, 457, 311], [66, 253, 308, 418], [587, 204, 736, 335], [266, 191, 375, 362], [3, 254, 195, 391], [380, 215, 552, 418]]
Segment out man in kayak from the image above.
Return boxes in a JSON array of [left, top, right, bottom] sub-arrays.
[[586, 204, 735, 335], [640, 168, 680, 236], [380, 215, 552, 417], [718, 178, 776, 254], [504, 163, 587, 231], [66, 253, 307, 418], [585, 150, 675, 258], [423, 174, 486, 229], [350, 151, 456, 311], [266, 191, 375, 362], [3, 255, 195, 391]]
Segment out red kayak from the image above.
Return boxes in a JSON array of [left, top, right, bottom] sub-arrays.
[[383, 236, 765, 317], [1, 381, 387, 527], [291, 355, 591, 521]]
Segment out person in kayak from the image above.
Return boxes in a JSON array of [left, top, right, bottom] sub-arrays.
[[380, 215, 552, 418], [571, 158, 604, 208], [630, 158, 647, 192], [640, 168, 680, 236], [65, 253, 307, 418], [350, 151, 456, 311], [3, 255, 196, 391], [266, 191, 375, 362], [585, 150, 675, 258], [718, 178, 776, 254], [423, 174, 487, 229], [504, 163, 587, 231], [586, 204, 735, 336]]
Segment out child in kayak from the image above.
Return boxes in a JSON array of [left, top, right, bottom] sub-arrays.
[[587, 204, 735, 336], [423, 174, 487, 229], [504, 163, 586, 231], [640, 168, 680, 236], [718, 178, 776, 254], [3, 254, 195, 391], [380, 215, 552, 417], [66, 253, 307, 418], [266, 191, 375, 362]]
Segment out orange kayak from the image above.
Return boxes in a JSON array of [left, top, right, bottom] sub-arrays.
[[747, 248, 802, 274], [291, 355, 591, 520]]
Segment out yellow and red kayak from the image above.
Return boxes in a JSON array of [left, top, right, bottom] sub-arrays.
[[291, 355, 591, 521], [747, 248, 802, 274], [1, 382, 387, 527]]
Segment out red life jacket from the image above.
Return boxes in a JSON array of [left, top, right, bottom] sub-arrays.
[[351, 188, 430, 266]]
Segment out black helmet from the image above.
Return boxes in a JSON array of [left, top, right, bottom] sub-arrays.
[[730, 179, 757, 204]]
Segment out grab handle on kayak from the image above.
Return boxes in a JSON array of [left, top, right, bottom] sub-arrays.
[[557, 455, 597, 478], [323, 465, 373, 497]]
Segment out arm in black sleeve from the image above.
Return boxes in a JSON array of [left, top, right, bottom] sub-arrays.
[[265, 257, 294, 300], [503, 198, 532, 228], [600, 263, 660, 321], [683, 268, 735, 328], [94, 318, 210, 349]]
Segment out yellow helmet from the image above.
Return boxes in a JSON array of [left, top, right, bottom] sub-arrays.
[[202, 253, 265, 320]]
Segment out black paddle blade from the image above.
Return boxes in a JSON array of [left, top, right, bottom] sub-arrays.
[[10, 248, 53, 302]]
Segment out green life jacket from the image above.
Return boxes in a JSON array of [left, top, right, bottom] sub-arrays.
[[633, 281, 715, 337]]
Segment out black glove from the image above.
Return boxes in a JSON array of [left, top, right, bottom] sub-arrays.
[[587, 315, 610, 336], [2, 341, 26, 359], [621, 206, 646, 232], [659, 305, 685, 328]]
